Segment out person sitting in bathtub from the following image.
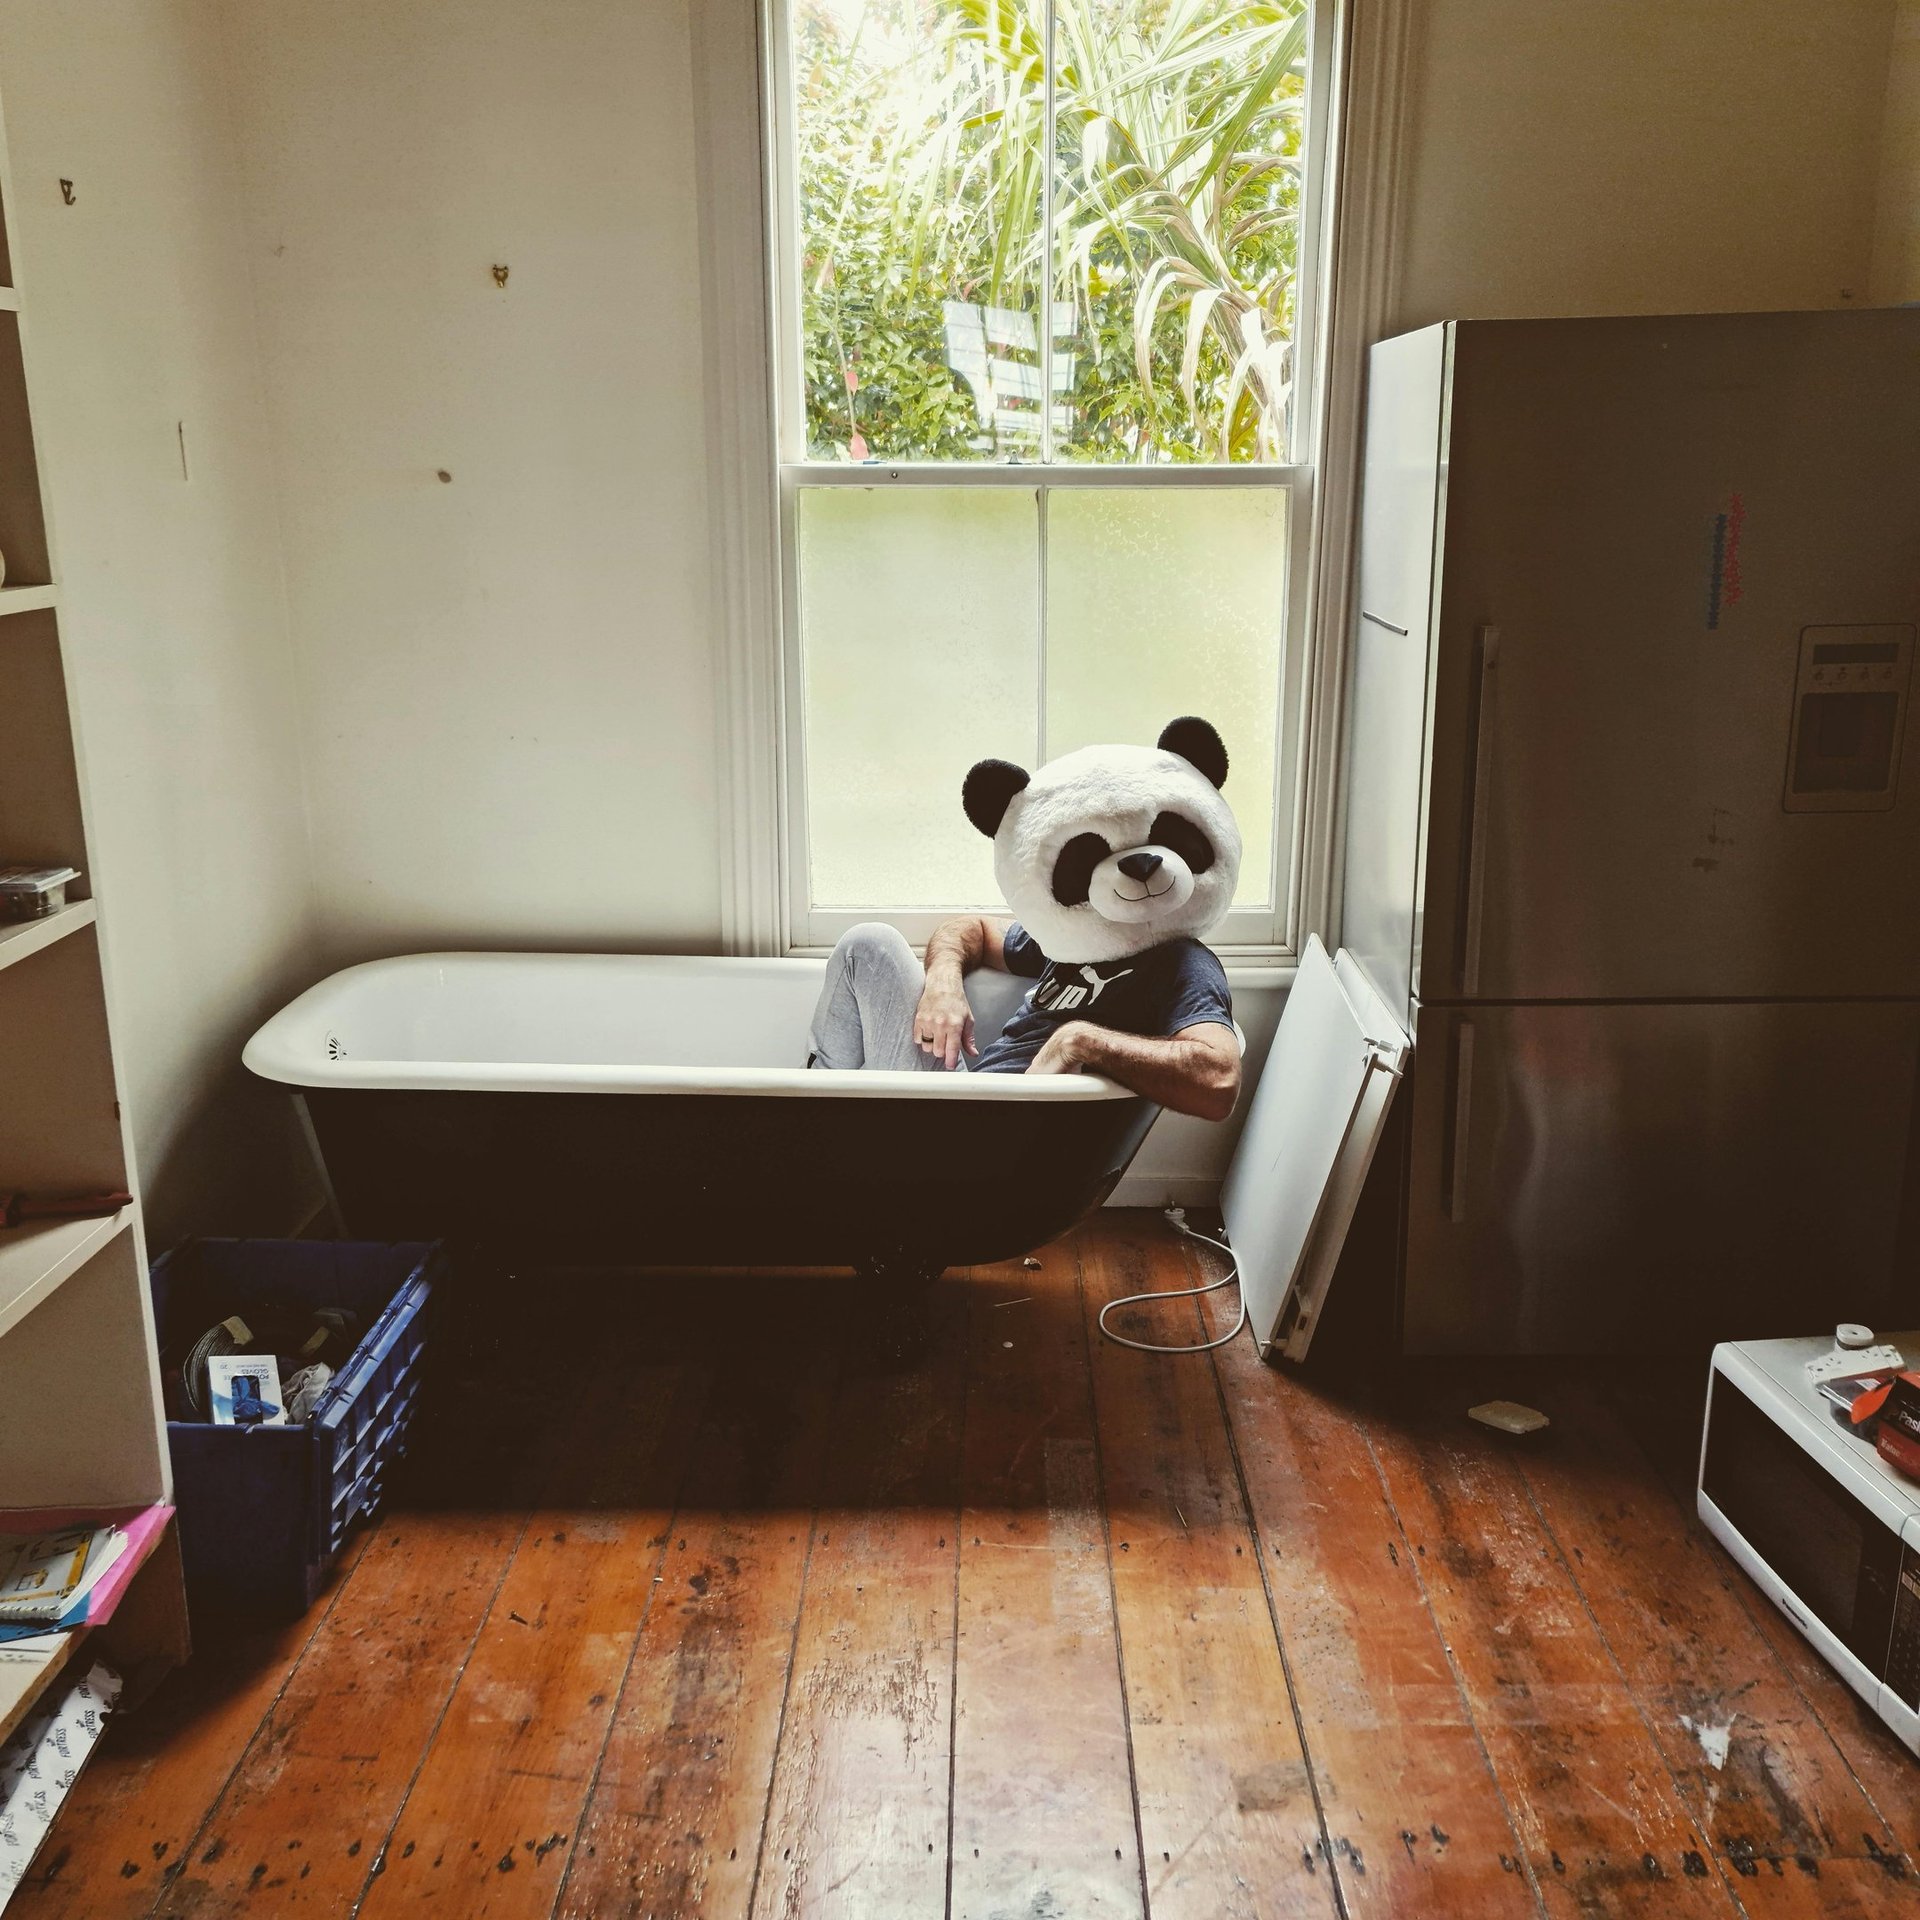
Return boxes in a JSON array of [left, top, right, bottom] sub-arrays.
[[807, 720, 1242, 1123]]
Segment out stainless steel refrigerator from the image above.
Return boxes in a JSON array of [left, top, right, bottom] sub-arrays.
[[1341, 311, 1920, 1353]]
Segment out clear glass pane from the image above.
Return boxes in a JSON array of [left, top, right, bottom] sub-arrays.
[[791, 0, 1044, 460], [798, 487, 1040, 907], [1050, 0, 1310, 463], [1044, 487, 1287, 905]]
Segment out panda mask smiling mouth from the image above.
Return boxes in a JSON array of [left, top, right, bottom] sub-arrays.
[[962, 717, 1242, 966]]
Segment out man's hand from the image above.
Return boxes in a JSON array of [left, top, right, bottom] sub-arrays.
[[913, 915, 1014, 1069], [1025, 1020, 1241, 1121], [1026, 1021, 1091, 1076], [913, 967, 976, 1070]]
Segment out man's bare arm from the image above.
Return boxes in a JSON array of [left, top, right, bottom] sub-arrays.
[[1024, 1020, 1241, 1121], [915, 915, 1014, 1069], [924, 913, 1011, 980]]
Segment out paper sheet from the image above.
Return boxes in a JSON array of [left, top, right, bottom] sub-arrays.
[[0, 1638, 64, 1664], [0, 1662, 121, 1910]]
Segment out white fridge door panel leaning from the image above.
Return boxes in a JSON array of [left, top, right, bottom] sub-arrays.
[[1222, 939, 1408, 1360], [1343, 325, 1452, 1027]]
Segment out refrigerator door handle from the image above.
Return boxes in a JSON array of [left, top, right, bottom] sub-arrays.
[[1446, 1019, 1475, 1224], [1460, 625, 1500, 996]]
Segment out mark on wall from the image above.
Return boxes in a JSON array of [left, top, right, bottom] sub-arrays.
[[1705, 491, 1745, 631], [1692, 807, 1735, 872], [1723, 493, 1745, 610]]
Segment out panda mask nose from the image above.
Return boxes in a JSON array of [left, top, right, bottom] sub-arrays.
[[1117, 851, 1164, 882]]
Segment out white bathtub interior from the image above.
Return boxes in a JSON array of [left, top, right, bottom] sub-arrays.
[[241, 952, 1127, 1099]]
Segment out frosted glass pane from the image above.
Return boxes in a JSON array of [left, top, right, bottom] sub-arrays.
[[799, 487, 1039, 908], [1045, 488, 1286, 906]]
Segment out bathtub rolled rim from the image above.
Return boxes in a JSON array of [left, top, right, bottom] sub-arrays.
[[243, 1051, 1138, 1100], [243, 950, 1141, 1101]]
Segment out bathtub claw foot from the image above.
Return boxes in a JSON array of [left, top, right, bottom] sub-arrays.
[[851, 1256, 944, 1371]]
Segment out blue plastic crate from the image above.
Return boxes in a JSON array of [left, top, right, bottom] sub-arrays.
[[150, 1238, 441, 1613]]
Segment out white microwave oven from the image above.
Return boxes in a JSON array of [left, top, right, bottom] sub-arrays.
[[1698, 1330, 1920, 1755]]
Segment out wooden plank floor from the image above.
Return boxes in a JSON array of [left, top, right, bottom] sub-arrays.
[[16, 1213, 1920, 1918]]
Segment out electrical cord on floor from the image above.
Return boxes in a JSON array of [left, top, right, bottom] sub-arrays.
[[1096, 1206, 1246, 1354]]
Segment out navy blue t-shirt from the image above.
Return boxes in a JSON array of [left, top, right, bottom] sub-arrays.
[[972, 923, 1234, 1074]]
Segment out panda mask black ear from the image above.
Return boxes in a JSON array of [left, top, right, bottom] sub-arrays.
[[1157, 716, 1229, 789], [963, 758, 1031, 837]]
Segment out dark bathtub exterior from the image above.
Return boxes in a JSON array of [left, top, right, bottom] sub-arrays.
[[301, 1084, 1159, 1269]]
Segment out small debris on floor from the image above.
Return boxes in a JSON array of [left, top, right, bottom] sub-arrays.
[[1468, 1400, 1550, 1435], [1022, 1257, 1042, 1270], [993, 1296, 1031, 1309], [1679, 1712, 1734, 1769]]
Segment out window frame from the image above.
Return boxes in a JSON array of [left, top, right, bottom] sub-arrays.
[[762, 0, 1342, 960]]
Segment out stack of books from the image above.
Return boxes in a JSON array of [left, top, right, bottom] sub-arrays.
[[0, 1524, 129, 1653]]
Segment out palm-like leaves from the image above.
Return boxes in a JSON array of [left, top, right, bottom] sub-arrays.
[[798, 0, 1309, 461], [791, 0, 1305, 460]]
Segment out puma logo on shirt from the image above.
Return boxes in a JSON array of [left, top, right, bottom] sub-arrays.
[[1033, 962, 1135, 1014]]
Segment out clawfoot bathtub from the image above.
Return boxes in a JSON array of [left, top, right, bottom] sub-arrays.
[[245, 953, 1158, 1272]]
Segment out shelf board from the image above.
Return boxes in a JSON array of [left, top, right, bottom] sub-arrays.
[[0, 288, 17, 314], [0, 582, 54, 615], [0, 1207, 130, 1343], [0, 900, 94, 977], [0, 1621, 86, 1746]]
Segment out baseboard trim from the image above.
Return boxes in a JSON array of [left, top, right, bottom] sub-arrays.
[[1107, 1174, 1223, 1210], [286, 1196, 334, 1240]]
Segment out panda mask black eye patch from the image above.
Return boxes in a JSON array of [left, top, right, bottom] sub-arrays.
[[1051, 832, 1111, 906], [1148, 811, 1215, 875]]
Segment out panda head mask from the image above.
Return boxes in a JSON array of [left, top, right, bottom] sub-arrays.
[[962, 717, 1241, 965]]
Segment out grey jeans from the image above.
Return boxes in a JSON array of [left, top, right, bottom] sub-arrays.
[[808, 922, 958, 1072]]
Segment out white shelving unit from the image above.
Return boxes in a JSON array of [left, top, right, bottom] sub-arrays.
[[0, 1206, 131, 1341], [0, 581, 54, 614], [0, 79, 188, 1760], [0, 896, 94, 974]]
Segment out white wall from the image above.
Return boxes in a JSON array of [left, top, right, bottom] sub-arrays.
[[0, 0, 322, 1245], [211, 0, 1908, 981], [1391, 0, 1896, 332], [221, 0, 721, 968]]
